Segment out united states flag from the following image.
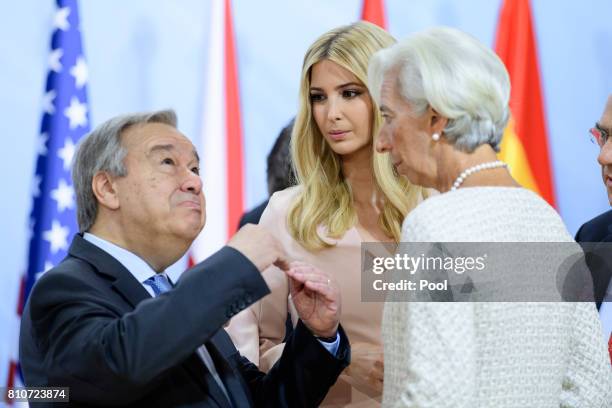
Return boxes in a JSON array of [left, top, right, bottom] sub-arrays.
[[6, 0, 89, 401]]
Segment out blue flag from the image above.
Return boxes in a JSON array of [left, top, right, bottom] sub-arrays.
[[7, 0, 90, 394]]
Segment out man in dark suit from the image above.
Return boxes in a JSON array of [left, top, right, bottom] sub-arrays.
[[575, 94, 612, 362], [19, 110, 350, 407], [575, 210, 612, 309]]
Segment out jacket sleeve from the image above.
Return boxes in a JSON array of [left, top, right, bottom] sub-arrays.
[[25, 246, 270, 405], [237, 320, 350, 408]]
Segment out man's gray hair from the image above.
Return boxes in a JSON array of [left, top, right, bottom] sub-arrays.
[[72, 109, 178, 232], [368, 26, 510, 152]]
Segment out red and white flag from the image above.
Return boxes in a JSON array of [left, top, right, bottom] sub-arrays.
[[361, 0, 387, 28], [190, 0, 244, 263]]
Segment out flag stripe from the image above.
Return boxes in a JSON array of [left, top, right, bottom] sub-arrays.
[[16, 276, 25, 316], [4, 361, 16, 404], [361, 0, 387, 28], [194, 0, 227, 262], [191, 0, 244, 262], [224, 0, 244, 238], [499, 117, 539, 193], [495, 0, 556, 206]]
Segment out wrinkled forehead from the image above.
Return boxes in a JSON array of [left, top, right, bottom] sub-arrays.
[[123, 122, 198, 158], [146, 141, 200, 163]]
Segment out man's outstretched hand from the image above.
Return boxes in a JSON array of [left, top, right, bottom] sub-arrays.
[[285, 261, 341, 338]]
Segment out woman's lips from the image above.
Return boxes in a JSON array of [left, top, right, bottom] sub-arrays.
[[328, 130, 348, 141]]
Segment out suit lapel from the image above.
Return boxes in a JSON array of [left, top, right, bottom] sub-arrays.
[[111, 274, 150, 307], [181, 352, 233, 408], [68, 234, 151, 307], [207, 331, 252, 408]]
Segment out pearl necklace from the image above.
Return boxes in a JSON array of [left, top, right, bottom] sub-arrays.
[[450, 160, 509, 191]]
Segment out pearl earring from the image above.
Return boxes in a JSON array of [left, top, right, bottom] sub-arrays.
[[432, 133, 440, 141]]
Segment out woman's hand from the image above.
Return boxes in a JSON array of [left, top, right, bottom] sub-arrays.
[[345, 342, 384, 396]]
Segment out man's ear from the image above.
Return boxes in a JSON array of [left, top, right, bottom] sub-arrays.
[[428, 106, 448, 136], [92, 171, 120, 210]]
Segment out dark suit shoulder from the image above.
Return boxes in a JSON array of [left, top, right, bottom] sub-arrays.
[[30, 257, 99, 302], [238, 200, 269, 227], [35, 254, 96, 282], [26, 256, 121, 336], [576, 209, 612, 242]]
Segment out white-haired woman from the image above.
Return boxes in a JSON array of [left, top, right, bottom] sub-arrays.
[[368, 26, 612, 407]]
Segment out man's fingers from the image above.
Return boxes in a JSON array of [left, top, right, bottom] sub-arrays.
[[289, 260, 310, 269], [289, 271, 332, 285], [286, 265, 339, 305], [290, 264, 330, 277], [294, 274, 338, 303], [304, 280, 338, 304], [288, 275, 304, 293]]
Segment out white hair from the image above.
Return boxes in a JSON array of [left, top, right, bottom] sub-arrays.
[[368, 26, 510, 152]]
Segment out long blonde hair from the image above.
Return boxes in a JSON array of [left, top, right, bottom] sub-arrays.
[[288, 21, 425, 250]]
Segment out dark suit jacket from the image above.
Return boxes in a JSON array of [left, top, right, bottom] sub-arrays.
[[19, 234, 349, 407], [238, 200, 269, 228], [575, 209, 612, 310]]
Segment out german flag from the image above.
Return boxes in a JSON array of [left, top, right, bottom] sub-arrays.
[[495, 0, 556, 207]]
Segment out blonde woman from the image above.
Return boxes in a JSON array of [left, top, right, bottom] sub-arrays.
[[227, 21, 425, 406]]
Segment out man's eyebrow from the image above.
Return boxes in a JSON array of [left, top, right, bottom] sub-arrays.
[[147, 144, 175, 156], [147, 144, 200, 163], [380, 105, 391, 113]]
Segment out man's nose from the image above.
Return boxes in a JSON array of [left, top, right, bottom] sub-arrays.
[[597, 139, 612, 167], [181, 168, 203, 194]]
